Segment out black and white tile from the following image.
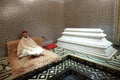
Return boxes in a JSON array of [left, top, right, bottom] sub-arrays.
[[29, 59, 119, 80]]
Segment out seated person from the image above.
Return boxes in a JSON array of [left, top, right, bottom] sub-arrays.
[[17, 31, 44, 58]]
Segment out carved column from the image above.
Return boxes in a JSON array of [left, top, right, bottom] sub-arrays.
[[114, 0, 120, 45]]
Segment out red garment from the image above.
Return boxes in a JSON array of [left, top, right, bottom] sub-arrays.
[[44, 44, 57, 50]]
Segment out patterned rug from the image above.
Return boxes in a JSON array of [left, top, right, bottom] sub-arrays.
[[0, 47, 120, 80]]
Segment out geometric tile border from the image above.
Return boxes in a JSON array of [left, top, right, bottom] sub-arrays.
[[28, 55, 120, 80]]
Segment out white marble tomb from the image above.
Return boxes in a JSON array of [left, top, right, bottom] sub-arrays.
[[57, 28, 117, 59]]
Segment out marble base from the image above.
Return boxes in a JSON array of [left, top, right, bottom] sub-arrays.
[[57, 41, 117, 59]]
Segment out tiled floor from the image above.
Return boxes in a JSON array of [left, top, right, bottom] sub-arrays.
[[0, 47, 120, 80], [54, 47, 120, 71], [0, 57, 11, 80], [29, 59, 119, 80]]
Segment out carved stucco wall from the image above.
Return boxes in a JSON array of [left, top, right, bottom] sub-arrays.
[[0, 0, 117, 57], [0, 0, 64, 57], [115, 0, 120, 45], [64, 0, 116, 42]]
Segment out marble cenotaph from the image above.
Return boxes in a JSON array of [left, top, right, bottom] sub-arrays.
[[57, 28, 117, 59]]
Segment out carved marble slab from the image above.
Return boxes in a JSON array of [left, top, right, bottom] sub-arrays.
[[57, 28, 117, 59]]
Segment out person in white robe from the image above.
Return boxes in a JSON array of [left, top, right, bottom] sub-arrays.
[[17, 31, 44, 58]]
